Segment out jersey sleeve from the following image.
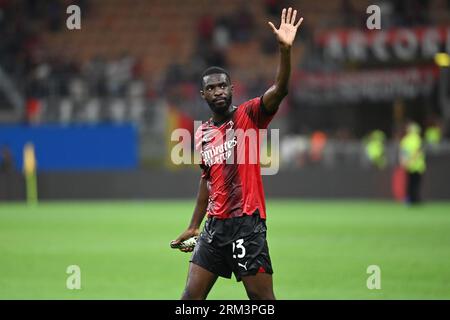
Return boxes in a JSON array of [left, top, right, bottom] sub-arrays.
[[194, 124, 210, 179], [242, 96, 276, 129]]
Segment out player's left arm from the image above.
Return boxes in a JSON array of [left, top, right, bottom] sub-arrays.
[[262, 7, 303, 114]]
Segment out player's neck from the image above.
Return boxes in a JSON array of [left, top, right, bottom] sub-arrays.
[[212, 108, 232, 126]]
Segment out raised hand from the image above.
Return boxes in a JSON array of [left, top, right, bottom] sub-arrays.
[[268, 7, 303, 49]]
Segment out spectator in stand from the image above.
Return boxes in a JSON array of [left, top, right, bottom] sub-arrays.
[[213, 16, 231, 51], [310, 131, 327, 163], [83, 55, 107, 96], [197, 14, 214, 44], [0, 144, 16, 200], [0, 145, 14, 173], [365, 130, 387, 169], [265, 0, 285, 18], [25, 97, 43, 125], [231, 4, 254, 43], [379, 1, 396, 28], [47, 0, 63, 32], [205, 45, 227, 67], [341, 0, 356, 27], [424, 115, 443, 149]]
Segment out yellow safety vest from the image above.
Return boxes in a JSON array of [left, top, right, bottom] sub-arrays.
[[400, 133, 426, 173]]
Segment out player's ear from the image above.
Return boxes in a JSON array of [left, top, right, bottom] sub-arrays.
[[230, 84, 234, 93], [200, 90, 205, 99]]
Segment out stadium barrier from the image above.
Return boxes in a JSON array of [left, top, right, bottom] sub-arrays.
[[1, 155, 449, 200]]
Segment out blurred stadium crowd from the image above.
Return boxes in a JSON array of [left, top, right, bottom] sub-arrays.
[[1, 0, 450, 170]]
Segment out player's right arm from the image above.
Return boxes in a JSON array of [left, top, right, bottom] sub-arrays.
[[263, 7, 303, 114], [171, 176, 209, 252]]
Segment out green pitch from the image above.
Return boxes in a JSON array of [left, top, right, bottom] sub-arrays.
[[1, 200, 449, 299]]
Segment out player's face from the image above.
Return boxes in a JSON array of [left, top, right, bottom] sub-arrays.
[[201, 73, 233, 115]]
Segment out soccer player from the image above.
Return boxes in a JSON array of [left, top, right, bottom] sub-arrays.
[[171, 7, 303, 300]]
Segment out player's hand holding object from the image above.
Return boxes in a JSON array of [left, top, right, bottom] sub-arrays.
[[170, 229, 199, 252]]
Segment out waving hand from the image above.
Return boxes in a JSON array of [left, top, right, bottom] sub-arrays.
[[268, 7, 303, 49]]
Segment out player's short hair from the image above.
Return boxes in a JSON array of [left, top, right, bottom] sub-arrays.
[[200, 66, 231, 89]]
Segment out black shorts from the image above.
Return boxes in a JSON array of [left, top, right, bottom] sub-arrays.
[[190, 211, 273, 282]]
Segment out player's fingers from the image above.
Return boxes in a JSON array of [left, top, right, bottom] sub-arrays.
[[268, 21, 277, 33], [291, 10, 297, 25], [295, 17, 304, 28], [175, 234, 189, 243], [281, 8, 286, 24], [170, 241, 182, 249], [286, 7, 292, 25]]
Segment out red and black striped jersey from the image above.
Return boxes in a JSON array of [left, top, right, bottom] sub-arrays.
[[195, 97, 275, 220]]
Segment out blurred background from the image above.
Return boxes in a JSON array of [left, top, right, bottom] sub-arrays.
[[0, 0, 450, 200]]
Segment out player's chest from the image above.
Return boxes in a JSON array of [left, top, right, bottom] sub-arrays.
[[200, 118, 259, 167], [200, 120, 236, 165]]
